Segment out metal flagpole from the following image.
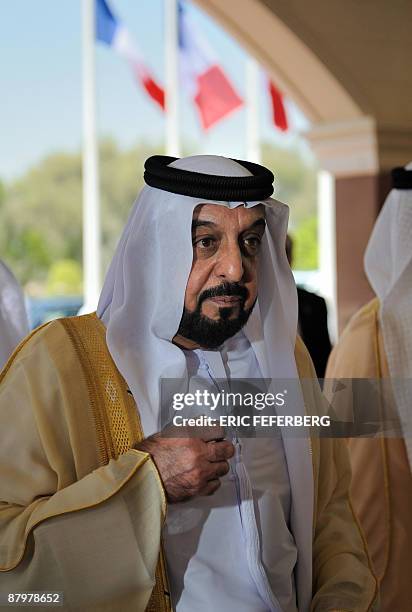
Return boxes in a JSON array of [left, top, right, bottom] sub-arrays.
[[246, 57, 261, 163], [82, 0, 101, 312], [317, 170, 338, 342], [165, 0, 180, 157]]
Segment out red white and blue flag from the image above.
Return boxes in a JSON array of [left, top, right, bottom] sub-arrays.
[[178, 2, 243, 130], [268, 80, 288, 131], [96, 0, 165, 110]]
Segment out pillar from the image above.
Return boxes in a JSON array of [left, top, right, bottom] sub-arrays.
[[306, 117, 412, 333]]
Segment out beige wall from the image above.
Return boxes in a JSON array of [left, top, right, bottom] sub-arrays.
[[194, 0, 362, 122], [195, 0, 412, 129], [335, 173, 391, 331], [259, 0, 412, 128]]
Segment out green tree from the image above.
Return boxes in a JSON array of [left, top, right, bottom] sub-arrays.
[[0, 138, 320, 295], [46, 259, 83, 295], [1, 152, 82, 284], [262, 141, 319, 269], [0, 140, 163, 291], [292, 215, 318, 270]]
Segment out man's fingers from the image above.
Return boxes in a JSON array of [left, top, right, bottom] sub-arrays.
[[213, 460, 230, 478], [203, 460, 230, 483], [201, 424, 225, 442], [207, 439, 235, 462], [199, 479, 221, 496]]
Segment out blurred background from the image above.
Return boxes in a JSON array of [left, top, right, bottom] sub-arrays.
[[1, 0, 411, 340]]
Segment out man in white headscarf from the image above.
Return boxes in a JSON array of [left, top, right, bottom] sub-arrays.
[[0, 155, 376, 612], [0, 259, 29, 370], [326, 163, 412, 611]]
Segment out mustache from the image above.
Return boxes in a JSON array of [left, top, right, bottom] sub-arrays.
[[198, 282, 249, 306]]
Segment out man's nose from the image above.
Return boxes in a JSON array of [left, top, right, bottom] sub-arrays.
[[215, 242, 244, 282]]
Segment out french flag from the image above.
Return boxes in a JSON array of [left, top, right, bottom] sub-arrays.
[[178, 2, 243, 130], [268, 80, 288, 131], [96, 0, 165, 110]]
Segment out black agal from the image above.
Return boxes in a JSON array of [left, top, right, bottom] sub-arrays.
[[392, 167, 412, 190], [144, 155, 274, 200]]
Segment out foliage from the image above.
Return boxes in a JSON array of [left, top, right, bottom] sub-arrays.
[[261, 140, 318, 229], [1, 152, 82, 285], [291, 215, 318, 270], [0, 140, 161, 292], [0, 139, 319, 296], [46, 259, 83, 295], [262, 141, 318, 269]]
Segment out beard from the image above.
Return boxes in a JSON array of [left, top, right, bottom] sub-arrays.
[[176, 282, 256, 350]]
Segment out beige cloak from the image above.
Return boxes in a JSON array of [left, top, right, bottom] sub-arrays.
[[326, 298, 412, 612], [0, 314, 377, 611]]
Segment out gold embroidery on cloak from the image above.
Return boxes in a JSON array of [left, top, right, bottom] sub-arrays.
[[61, 313, 172, 612]]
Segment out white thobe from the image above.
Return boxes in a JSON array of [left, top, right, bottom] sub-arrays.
[[163, 332, 298, 612], [0, 261, 29, 370]]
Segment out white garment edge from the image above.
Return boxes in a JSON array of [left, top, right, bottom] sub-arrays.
[[364, 161, 412, 471], [0, 260, 29, 370]]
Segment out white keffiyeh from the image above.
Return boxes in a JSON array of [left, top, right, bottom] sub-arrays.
[[364, 162, 412, 470]]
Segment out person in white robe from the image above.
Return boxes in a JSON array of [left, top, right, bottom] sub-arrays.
[[0, 259, 29, 370]]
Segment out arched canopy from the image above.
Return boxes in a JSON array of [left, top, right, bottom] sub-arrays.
[[194, 0, 412, 128]]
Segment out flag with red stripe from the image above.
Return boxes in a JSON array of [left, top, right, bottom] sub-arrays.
[[96, 0, 164, 110], [268, 80, 288, 131], [178, 2, 243, 130]]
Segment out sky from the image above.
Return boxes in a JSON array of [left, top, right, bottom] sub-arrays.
[[1, 0, 310, 182]]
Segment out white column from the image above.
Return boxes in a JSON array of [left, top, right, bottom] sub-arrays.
[[82, 0, 101, 312], [165, 0, 180, 157], [245, 57, 261, 163], [317, 170, 338, 342]]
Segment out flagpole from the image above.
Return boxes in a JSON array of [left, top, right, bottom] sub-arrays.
[[82, 0, 101, 312], [246, 57, 261, 163], [318, 170, 338, 342], [165, 0, 180, 157]]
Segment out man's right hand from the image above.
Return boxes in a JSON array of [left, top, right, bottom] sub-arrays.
[[135, 425, 235, 503]]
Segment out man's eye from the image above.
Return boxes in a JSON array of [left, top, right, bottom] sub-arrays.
[[243, 236, 262, 252], [194, 237, 216, 249]]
